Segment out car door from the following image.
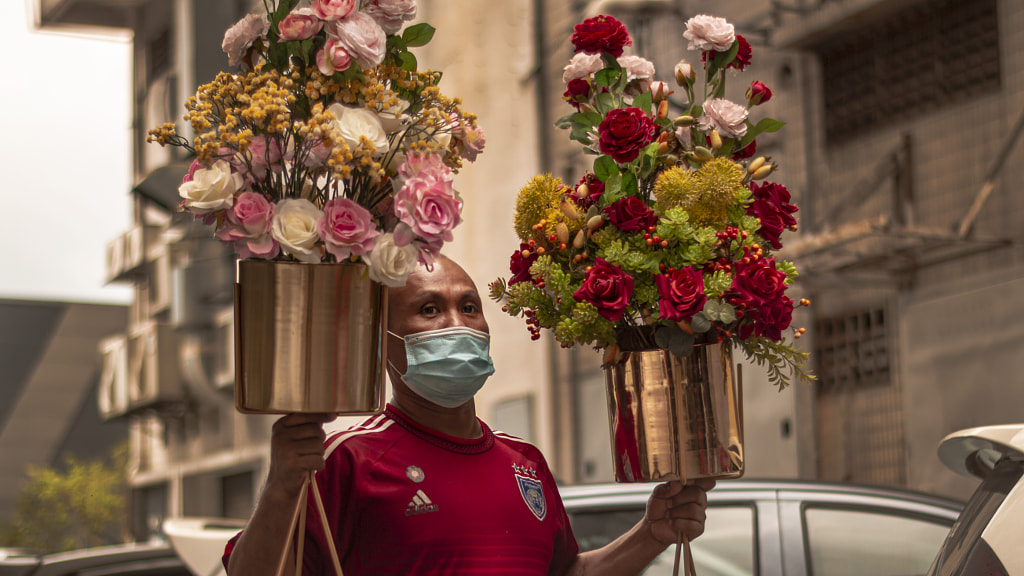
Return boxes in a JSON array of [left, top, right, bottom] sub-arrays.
[[776, 488, 959, 576]]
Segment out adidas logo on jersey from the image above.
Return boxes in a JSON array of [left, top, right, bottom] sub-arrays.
[[404, 489, 439, 516]]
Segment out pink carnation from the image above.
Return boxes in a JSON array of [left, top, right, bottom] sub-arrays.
[[317, 197, 380, 260], [222, 14, 268, 67], [216, 192, 280, 259], [362, 0, 418, 34]]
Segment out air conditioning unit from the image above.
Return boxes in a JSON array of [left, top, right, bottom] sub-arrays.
[[213, 307, 235, 390], [98, 334, 129, 420], [171, 251, 234, 329], [123, 225, 147, 274], [127, 322, 184, 412]]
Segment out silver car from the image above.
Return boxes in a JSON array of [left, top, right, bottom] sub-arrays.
[[561, 478, 963, 576]]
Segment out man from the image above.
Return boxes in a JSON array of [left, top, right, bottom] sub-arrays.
[[225, 256, 714, 575]]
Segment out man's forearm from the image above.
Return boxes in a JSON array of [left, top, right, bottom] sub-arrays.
[[227, 484, 303, 576], [565, 518, 668, 576]]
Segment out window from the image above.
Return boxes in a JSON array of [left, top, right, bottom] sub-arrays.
[[805, 507, 952, 576], [814, 307, 890, 393], [570, 505, 756, 575], [817, 0, 1000, 143]]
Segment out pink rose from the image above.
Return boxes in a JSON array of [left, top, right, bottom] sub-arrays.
[[278, 7, 324, 41], [216, 192, 280, 259], [316, 39, 353, 75], [457, 123, 486, 162], [222, 13, 269, 67], [246, 135, 284, 178], [392, 153, 461, 247], [362, 0, 418, 34], [327, 12, 386, 70], [311, 0, 356, 21], [572, 257, 634, 322], [561, 52, 603, 83], [616, 55, 655, 92], [303, 141, 332, 168], [317, 197, 380, 260]]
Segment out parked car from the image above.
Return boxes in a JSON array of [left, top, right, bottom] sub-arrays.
[[0, 541, 188, 576], [561, 478, 964, 576], [927, 424, 1024, 576]]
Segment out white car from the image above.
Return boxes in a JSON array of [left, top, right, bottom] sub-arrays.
[[927, 424, 1024, 575]]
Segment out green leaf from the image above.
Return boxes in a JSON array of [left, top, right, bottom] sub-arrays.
[[573, 111, 604, 127], [631, 92, 653, 115], [603, 172, 623, 202], [570, 126, 593, 145], [622, 171, 638, 195], [690, 312, 711, 333], [712, 41, 740, 70], [737, 117, 786, 150], [399, 51, 417, 71], [402, 23, 436, 47], [595, 68, 621, 88], [594, 155, 619, 182], [554, 113, 577, 129], [387, 34, 408, 53], [594, 91, 615, 115]]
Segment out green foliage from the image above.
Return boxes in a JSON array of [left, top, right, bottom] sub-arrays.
[[740, 338, 817, 389], [0, 444, 130, 553]]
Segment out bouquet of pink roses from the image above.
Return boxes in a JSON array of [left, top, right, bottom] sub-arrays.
[[148, 0, 485, 287], [491, 14, 813, 387]]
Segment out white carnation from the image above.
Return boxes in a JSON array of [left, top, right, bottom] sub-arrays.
[[562, 52, 603, 83], [698, 98, 749, 139], [683, 15, 735, 52]]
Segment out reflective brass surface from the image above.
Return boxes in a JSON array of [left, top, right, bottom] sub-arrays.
[[234, 260, 387, 414], [603, 343, 744, 482]]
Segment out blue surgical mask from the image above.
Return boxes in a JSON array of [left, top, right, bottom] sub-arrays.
[[388, 327, 496, 408]]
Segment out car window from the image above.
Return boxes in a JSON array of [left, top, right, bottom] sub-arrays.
[[569, 505, 757, 576], [804, 506, 952, 576], [927, 458, 1023, 576]]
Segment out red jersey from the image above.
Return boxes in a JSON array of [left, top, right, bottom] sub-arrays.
[[224, 405, 579, 575]]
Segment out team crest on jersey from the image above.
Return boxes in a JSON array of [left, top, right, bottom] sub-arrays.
[[514, 469, 547, 521]]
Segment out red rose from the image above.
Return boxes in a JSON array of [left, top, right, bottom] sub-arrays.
[[655, 267, 707, 322], [571, 15, 632, 58], [703, 34, 752, 71], [509, 243, 539, 285], [746, 181, 798, 249], [604, 196, 658, 232], [730, 257, 787, 308], [732, 139, 756, 160], [746, 80, 773, 106], [563, 78, 592, 110], [598, 107, 657, 163], [571, 173, 604, 210], [753, 296, 794, 340], [573, 257, 634, 322]]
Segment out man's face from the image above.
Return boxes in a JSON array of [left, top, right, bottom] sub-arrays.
[[386, 257, 489, 375]]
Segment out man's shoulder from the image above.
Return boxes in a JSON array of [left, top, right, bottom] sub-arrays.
[[325, 411, 404, 458], [491, 429, 544, 457]]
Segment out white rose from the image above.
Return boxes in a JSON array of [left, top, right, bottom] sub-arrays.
[[362, 0, 418, 35], [271, 198, 323, 263], [683, 15, 735, 52], [179, 160, 242, 214], [328, 12, 387, 70], [365, 232, 419, 287], [377, 98, 410, 134], [327, 103, 389, 154], [698, 98, 749, 139], [561, 52, 603, 83]]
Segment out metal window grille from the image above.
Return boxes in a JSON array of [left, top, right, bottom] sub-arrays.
[[817, 0, 1000, 143], [814, 306, 907, 486]]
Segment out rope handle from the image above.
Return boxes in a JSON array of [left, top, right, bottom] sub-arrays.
[[275, 472, 344, 576]]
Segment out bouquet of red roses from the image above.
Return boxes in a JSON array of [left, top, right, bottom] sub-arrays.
[[490, 14, 813, 387]]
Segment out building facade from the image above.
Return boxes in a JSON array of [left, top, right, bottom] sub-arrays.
[[33, 0, 1024, 540]]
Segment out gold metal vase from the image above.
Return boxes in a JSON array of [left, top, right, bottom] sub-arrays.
[[234, 259, 387, 415], [603, 342, 744, 483]]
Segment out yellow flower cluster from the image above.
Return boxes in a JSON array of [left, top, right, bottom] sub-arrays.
[[654, 158, 746, 228]]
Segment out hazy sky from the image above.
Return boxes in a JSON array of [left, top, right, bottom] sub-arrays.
[[0, 1, 133, 304]]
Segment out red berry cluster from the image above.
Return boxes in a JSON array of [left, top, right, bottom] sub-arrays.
[[524, 309, 543, 341]]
